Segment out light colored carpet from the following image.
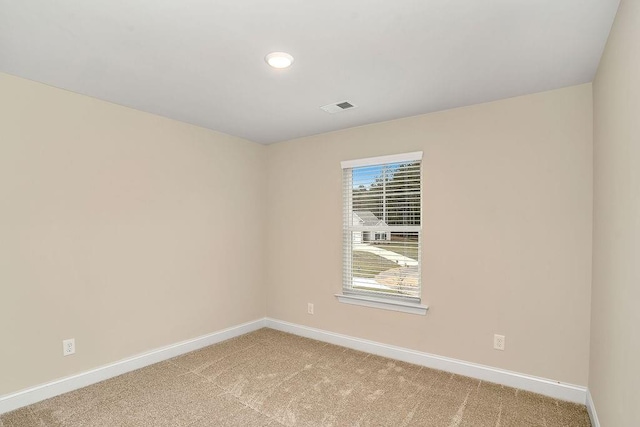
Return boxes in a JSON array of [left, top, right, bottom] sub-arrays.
[[0, 328, 591, 426]]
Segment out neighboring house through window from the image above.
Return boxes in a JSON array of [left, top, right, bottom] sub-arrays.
[[338, 152, 426, 315], [352, 210, 390, 243]]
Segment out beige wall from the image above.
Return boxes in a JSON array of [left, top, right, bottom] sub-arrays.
[[0, 73, 267, 396], [591, 0, 640, 425], [266, 84, 593, 386]]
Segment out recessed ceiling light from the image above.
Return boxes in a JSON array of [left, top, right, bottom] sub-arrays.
[[265, 52, 294, 69]]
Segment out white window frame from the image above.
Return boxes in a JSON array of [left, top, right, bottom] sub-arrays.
[[336, 151, 428, 315]]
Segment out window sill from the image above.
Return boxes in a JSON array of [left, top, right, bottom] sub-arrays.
[[335, 293, 428, 315]]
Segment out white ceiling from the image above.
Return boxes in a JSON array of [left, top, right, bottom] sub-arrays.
[[0, 0, 620, 144]]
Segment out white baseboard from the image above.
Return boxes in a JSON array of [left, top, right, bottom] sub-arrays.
[[586, 390, 600, 427], [265, 318, 587, 404], [0, 318, 266, 415]]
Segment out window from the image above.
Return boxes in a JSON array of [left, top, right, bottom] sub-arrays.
[[339, 152, 426, 314]]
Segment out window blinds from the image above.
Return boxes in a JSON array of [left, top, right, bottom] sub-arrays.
[[342, 153, 422, 302]]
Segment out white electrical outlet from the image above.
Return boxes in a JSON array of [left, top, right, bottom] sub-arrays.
[[307, 303, 314, 315], [493, 334, 505, 351], [63, 338, 75, 356]]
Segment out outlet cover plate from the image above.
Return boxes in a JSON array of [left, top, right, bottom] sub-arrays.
[[63, 338, 75, 356], [493, 334, 505, 351]]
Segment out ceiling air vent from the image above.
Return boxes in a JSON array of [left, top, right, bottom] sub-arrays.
[[320, 100, 358, 114]]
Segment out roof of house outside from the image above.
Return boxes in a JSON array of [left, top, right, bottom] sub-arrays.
[[353, 210, 387, 226]]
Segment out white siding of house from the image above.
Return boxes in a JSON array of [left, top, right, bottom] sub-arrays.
[[352, 214, 363, 243]]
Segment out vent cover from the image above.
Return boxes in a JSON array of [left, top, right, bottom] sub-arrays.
[[320, 100, 358, 114]]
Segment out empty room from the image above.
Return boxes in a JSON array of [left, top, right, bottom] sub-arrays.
[[0, 1, 638, 426]]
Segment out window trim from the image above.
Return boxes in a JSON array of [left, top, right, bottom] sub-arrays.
[[341, 151, 423, 169], [335, 293, 428, 315], [339, 151, 424, 311]]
